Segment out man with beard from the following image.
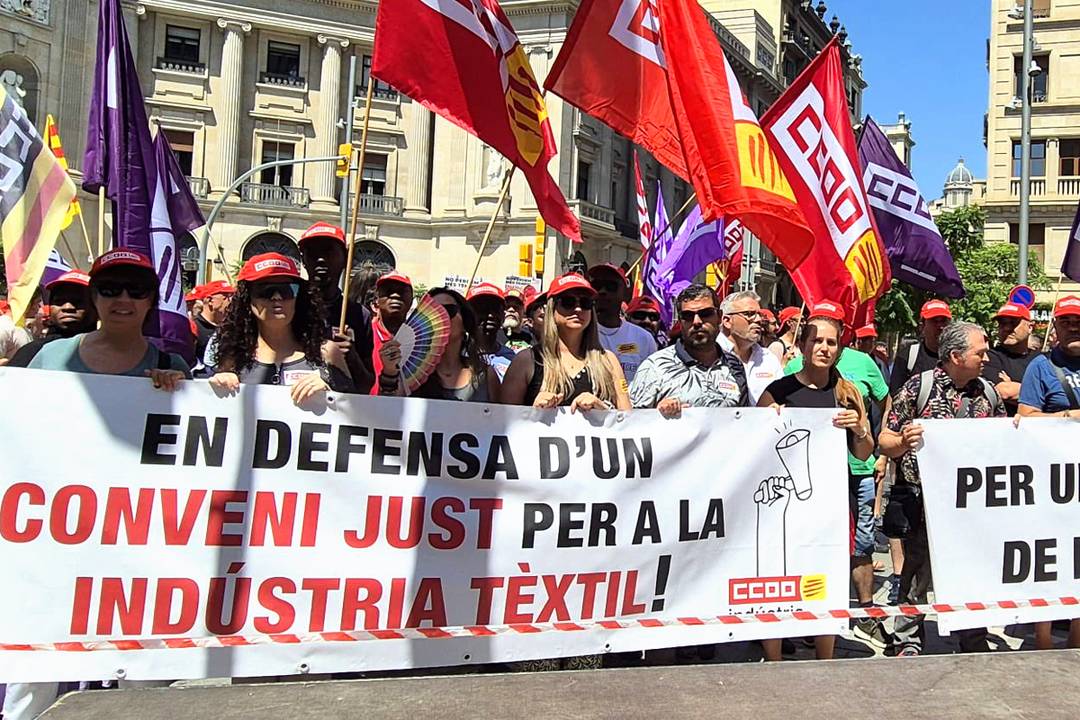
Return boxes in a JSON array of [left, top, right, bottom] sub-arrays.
[[467, 282, 515, 380], [982, 302, 1038, 416], [718, 290, 782, 404], [298, 222, 375, 390], [7, 272, 99, 367], [502, 287, 533, 353], [630, 284, 748, 414], [626, 296, 667, 348], [587, 263, 656, 383], [372, 271, 414, 394]]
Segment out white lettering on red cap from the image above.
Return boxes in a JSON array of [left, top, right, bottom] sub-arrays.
[[105, 250, 142, 263], [254, 258, 293, 273], [1061, 298, 1080, 308], [818, 302, 837, 312]]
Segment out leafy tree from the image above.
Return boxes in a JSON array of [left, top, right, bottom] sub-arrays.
[[875, 205, 1047, 338]]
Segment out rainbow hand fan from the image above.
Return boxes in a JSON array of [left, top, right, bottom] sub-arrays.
[[394, 294, 452, 394]]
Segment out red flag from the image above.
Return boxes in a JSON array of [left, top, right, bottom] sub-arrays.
[[373, 0, 580, 241], [633, 151, 652, 251], [761, 39, 891, 322], [546, 0, 813, 269]]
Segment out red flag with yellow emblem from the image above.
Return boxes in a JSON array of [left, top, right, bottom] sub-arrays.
[[373, 0, 580, 241]]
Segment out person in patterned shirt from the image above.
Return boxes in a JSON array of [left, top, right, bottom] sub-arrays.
[[879, 321, 1005, 657]]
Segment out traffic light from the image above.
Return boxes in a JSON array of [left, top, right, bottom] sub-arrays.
[[706, 262, 719, 288], [519, 242, 533, 277], [336, 143, 352, 178], [534, 217, 546, 277]]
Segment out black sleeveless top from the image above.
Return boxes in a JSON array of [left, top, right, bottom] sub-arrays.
[[523, 350, 595, 407], [238, 356, 354, 393]]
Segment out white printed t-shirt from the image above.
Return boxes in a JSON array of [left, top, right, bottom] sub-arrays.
[[598, 320, 657, 384], [719, 333, 783, 405]]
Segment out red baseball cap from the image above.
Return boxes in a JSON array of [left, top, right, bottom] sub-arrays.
[[376, 270, 413, 289], [505, 287, 526, 302], [237, 253, 302, 282], [90, 249, 155, 277], [1054, 295, 1080, 317], [202, 279, 235, 297], [548, 273, 597, 298], [467, 282, 505, 302], [587, 263, 630, 288], [920, 299, 952, 320], [854, 324, 877, 339], [526, 290, 547, 314], [184, 288, 201, 303], [808, 300, 845, 322], [46, 271, 91, 291], [995, 302, 1031, 321], [299, 222, 346, 247], [759, 308, 776, 322], [627, 296, 661, 314], [778, 306, 802, 327]]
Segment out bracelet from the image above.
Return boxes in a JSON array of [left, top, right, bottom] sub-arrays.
[[380, 370, 400, 380], [855, 425, 870, 440]]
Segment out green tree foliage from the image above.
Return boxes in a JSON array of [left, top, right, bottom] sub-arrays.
[[876, 205, 1048, 336]]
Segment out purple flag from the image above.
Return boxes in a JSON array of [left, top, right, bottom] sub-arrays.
[[642, 182, 676, 325], [656, 205, 726, 303], [857, 117, 964, 299], [83, 0, 194, 360], [40, 249, 72, 289], [1061, 200, 1080, 283], [154, 132, 205, 236]]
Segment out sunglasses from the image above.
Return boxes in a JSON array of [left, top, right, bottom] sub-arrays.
[[679, 307, 719, 323], [252, 282, 300, 300], [630, 311, 661, 322], [95, 281, 155, 300], [591, 279, 623, 294], [441, 304, 460, 319], [556, 294, 595, 312]]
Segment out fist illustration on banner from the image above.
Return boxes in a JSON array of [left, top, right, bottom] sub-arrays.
[[754, 476, 795, 577]]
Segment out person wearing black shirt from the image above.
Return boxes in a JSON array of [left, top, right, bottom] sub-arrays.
[[298, 221, 375, 392], [981, 302, 1037, 416], [192, 280, 233, 366], [7, 271, 98, 367], [889, 299, 951, 394]]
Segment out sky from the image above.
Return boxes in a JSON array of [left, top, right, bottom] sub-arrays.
[[827, 1, 990, 199]]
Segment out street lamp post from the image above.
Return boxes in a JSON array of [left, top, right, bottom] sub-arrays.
[[1018, 0, 1034, 284]]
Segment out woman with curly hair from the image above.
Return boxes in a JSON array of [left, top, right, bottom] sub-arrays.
[[209, 253, 352, 404]]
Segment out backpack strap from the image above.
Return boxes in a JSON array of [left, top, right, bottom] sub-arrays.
[[915, 369, 934, 417], [1050, 363, 1080, 410], [906, 342, 920, 373]]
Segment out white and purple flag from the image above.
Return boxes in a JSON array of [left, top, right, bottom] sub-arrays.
[[642, 181, 676, 324], [656, 205, 726, 309], [857, 117, 964, 299], [1061, 200, 1080, 284], [40, 249, 72, 290], [83, 0, 197, 360]]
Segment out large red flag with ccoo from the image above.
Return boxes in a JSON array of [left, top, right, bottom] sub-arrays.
[[546, 0, 813, 270], [761, 38, 891, 323], [373, 0, 580, 241]]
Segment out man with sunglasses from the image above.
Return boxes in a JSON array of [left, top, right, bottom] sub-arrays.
[[587, 264, 656, 383], [625, 296, 667, 349], [718, 290, 783, 405], [7, 272, 98, 368], [630, 284, 748, 416], [468, 282, 516, 380]]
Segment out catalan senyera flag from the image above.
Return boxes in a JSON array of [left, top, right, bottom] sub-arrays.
[[373, 0, 580, 241], [43, 115, 81, 231], [546, 0, 813, 270], [0, 89, 77, 324], [761, 39, 891, 324]]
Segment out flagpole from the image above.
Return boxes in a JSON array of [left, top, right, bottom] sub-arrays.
[[1042, 271, 1066, 351], [75, 208, 95, 262], [626, 193, 697, 277], [97, 187, 106, 256], [58, 230, 83, 271], [466, 166, 515, 294], [340, 76, 376, 333]]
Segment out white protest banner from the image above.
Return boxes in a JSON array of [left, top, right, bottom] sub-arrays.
[[0, 370, 848, 682], [919, 418, 1080, 634]]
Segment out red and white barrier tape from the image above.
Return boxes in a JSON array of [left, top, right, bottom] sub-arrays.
[[3, 597, 1077, 652]]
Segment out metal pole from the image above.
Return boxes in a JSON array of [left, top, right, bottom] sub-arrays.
[[1019, 0, 1034, 284], [196, 155, 343, 284], [339, 54, 357, 231]]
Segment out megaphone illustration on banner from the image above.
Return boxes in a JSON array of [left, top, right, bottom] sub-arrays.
[[775, 429, 812, 501]]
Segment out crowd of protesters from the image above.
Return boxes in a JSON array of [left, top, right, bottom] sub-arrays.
[[3, 220, 1080, 716]]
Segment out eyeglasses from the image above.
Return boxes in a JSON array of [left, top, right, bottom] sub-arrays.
[[95, 281, 155, 300], [726, 310, 762, 322], [252, 282, 300, 301], [591, 279, 623, 294], [556, 294, 595, 312], [679, 307, 719, 323], [630, 311, 661, 322]]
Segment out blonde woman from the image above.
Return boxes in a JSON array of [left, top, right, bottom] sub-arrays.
[[502, 273, 630, 411]]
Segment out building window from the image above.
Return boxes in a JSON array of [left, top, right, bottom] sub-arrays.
[[1012, 140, 1046, 177], [1033, 0, 1051, 18], [576, 160, 591, 202], [1061, 140, 1080, 177], [1014, 54, 1049, 103], [164, 25, 200, 63], [359, 55, 398, 100], [1009, 223, 1046, 245], [260, 142, 295, 186], [265, 41, 302, 83], [162, 129, 194, 177], [361, 155, 387, 195]]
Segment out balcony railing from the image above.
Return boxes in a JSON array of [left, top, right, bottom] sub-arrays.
[[240, 182, 310, 208], [156, 56, 206, 74], [347, 193, 405, 216], [259, 71, 305, 89], [1010, 178, 1046, 197], [1060, 177, 1080, 196], [571, 199, 615, 227], [356, 84, 399, 101], [186, 176, 209, 199]]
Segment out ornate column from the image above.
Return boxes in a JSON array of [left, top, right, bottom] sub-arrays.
[[404, 104, 433, 216], [214, 19, 251, 195], [313, 35, 349, 206]]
